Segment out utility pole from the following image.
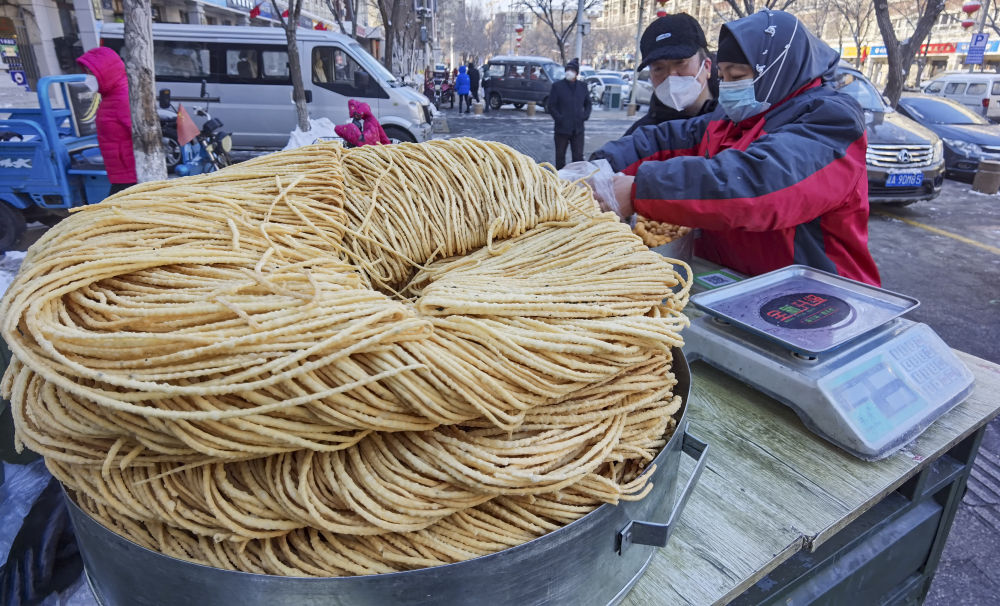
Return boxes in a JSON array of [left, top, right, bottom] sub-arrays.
[[969, 0, 992, 73], [574, 0, 585, 62], [627, 0, 644, 116]]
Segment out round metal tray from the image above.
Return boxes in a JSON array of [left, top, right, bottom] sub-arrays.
[[65, 348, 708, 606]]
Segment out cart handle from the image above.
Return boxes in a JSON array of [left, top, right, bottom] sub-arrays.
[[616, 427, 709, 555]]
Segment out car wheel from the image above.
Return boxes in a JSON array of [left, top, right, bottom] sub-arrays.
[[383, 126, 417, 144], [0, 203, 27, 253], [513, 102, 525, 109], [489, 92, 502, 110], [161, 126, 182, 172]]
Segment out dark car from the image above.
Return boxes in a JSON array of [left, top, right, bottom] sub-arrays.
[[834, 65, 945, 205], [896, 94, 1000, 182], [482, 56, 564, 112]]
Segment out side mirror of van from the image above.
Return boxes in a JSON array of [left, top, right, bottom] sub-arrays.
[[304, 89, 313, 103], [158, 88, 171, 109], [200, 79, 208, 98]]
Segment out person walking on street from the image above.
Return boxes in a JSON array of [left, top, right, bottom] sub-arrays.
[[626, 14, 718, 136], [468, 62, 481, 104], [548, 58, 592, 169], [456, 65, 472, 113], [76, 47, 136, 195]]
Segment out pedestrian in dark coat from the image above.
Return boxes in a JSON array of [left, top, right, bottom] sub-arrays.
[[76, 47, 136, 193], [548, 58, 592, 169], [455, 65, 472, 113], [468, 62, 481, 103], [591, 11, 880, 286]]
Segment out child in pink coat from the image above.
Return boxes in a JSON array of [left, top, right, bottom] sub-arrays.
[[76, 47, 137, 193]]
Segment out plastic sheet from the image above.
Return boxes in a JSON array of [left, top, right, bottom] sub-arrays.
[[282, 117, 342, 151], [557, 159, 621, 217]]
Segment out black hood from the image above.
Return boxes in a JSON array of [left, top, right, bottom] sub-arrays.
[[932, 123, 1000, 146], [720, 10, 839, 107]]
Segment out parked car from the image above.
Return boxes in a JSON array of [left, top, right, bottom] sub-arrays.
[[100, 23, 432, 151], [482, 55, 564, 112], [631, 69, 653, 106], [896, 93, 1000, 182], [834, 64, 945, 205], [921, 72, 1000, 122], [579, 65, 597, 79], [585, 75, 630, 105]]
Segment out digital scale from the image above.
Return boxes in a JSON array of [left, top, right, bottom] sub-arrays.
[[684, 265, 975, 461]]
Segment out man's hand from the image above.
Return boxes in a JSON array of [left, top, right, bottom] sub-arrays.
[[611, 174, 635, 219]]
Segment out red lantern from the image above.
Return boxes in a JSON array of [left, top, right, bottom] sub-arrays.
[[963, 19, 977, 28], [516, 36, 523, 42], [656, 10, 667, 17], [962, 1, 982, 14], [515, 25, 524, 33]]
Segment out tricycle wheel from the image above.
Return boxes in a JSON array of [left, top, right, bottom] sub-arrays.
[[162, 126, 182, 172], [0, 203, 27, 253]]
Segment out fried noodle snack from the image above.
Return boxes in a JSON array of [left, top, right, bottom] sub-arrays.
[[1, 138, 691, 576]]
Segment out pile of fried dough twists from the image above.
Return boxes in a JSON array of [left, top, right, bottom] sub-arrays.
[[1, 138, 690, 576]]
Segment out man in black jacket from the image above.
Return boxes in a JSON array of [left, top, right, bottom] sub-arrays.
[[468, 62, 481, 103], [625, 14, 717, 136], [548, 58, 592, 169]]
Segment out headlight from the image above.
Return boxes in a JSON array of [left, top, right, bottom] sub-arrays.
[[941, 138, 976, 159], [221, 134, 233, 153], [408, 101, 423, 124]]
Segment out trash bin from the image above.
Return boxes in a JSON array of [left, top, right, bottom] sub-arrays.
[[603, 85, 622, 109]]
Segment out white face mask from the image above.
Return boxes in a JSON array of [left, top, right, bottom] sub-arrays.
[[653, 61, 706, 111], [565, 71, 577, 81]]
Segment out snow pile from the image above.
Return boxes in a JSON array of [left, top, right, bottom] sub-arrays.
[[0, 250, 26, 298]]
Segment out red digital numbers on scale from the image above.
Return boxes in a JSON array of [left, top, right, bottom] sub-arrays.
[[759, 292, 851, 330]]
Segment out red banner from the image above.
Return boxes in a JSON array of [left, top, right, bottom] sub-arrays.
[[919, 42, 956, 54]]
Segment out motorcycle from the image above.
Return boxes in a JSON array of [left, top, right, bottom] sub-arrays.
[[157, 80, 232, 176], [424, 68, 455, 110]]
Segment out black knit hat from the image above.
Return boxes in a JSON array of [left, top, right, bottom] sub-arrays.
[[566, 58, 580, 71], [717, 30, 749, 65], [638, 14, 708, 70]]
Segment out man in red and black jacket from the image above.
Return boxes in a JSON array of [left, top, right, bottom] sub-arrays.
[[591, 10, 881, 286]]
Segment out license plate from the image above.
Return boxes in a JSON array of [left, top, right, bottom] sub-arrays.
[[885, 172, 923, 187]]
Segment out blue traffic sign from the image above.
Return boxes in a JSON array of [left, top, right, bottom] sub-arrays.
[[9, 69, 27, 88], [966, 32, 990, 65]]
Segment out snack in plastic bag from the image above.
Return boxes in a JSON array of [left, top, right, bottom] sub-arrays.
[[557, 160, 621, 217]]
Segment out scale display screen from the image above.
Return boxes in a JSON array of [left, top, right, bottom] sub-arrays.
[[691, 266, 920, 355]]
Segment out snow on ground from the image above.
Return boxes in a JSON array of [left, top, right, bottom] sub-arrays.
[[0, 251, 26, 298]]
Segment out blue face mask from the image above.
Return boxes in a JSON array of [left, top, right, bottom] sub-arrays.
[[718, 78, 768, 123]]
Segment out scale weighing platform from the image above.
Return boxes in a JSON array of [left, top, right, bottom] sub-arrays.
[[684, 265, 975, 461]]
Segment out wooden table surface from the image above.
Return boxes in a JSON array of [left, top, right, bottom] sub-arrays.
[[620, 349, 1000, 606]]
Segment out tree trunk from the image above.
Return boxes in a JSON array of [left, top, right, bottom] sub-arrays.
[[874, 0, 945, 106], [286, 26, 310, 132], [122, 0, 166, 182], [273, 0, 310, 132]]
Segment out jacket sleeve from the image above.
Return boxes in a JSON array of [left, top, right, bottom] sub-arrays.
[[632, 95, 867, 232], [548, 86, 563, 122], [583, 86, 592, 121], [589, 112, 712, 171]]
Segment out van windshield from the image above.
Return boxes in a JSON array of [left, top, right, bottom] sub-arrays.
[[347, 41, 398, 87], [546, 64, 565, 80]]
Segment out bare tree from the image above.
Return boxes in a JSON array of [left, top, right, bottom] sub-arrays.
[[831, 0, 876, 67], [452, 3, 499, 64], [376, 0, 421, 74], [326, 0, 361, 42], [874, 0, 946, 106], [271, 0, 310, 132], [122, 0, 166, 182], [516, 0, 600, 64], [714, 0, 798, 20]]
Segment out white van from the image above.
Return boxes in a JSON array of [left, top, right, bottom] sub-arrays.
[[99, 24, 432, 150], [922, 72, 1000, 121]]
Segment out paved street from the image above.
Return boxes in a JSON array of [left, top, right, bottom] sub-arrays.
[[3, 100, 999, 603]]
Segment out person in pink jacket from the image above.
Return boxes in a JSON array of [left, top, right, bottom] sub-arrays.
[[76, 47, 137, 194]]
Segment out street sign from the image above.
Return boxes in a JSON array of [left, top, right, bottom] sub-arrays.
[[966, 32, 990, 64], [9, 69, 27, 89]]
